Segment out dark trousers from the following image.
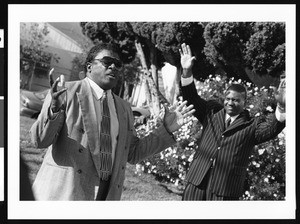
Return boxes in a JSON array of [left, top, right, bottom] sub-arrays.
[[182, 168, 239, 201], [95, 177, 111, 200]]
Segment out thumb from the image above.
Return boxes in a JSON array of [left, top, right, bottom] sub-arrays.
[[160, 104, 169, 120]]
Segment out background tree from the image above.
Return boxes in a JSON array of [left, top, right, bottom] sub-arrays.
[[20, 22, 60, 90], [203, 22, 285, 87]]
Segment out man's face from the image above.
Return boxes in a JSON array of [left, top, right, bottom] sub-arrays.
[[224, 90, 245, 116], [86, 49, 122, 90]]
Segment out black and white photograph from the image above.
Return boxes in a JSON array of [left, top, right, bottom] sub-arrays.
[[6, 3, 296, 221]]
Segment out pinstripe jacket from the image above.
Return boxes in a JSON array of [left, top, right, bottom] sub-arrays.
[[181, 82, 285, 197], [30, 78, 176, 200]]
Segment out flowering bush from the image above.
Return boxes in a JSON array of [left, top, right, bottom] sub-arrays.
[[135, 74, 285, 200]]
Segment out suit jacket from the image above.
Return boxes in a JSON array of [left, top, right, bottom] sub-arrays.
[[181, 82, 285, 197], [31, 78, 175, 200]]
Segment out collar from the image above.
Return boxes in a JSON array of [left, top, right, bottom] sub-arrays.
[[225, 113, 239, 122], [86, 77, 112, 100]]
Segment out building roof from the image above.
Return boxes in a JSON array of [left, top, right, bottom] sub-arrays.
[[48, 22, 91, 47]]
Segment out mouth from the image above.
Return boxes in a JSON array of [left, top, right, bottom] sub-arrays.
[[107, 73, 116, 79]]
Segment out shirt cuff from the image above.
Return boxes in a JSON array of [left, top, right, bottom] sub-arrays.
[[275, 106, 286, 122], [181, 76, 194, 86]]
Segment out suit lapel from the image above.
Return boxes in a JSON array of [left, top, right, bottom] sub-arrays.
[[224, 110, 251, 133], [77, 78, 101, 177], [110, 94, 127, 182], [213, 109, 226, 133]]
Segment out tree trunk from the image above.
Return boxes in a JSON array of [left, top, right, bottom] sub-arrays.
[[135, 41, 161, 116], [28, 62, 36, 90]]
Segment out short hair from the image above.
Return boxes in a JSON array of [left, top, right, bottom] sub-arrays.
[[225, 83, 247, 100], [84, 42, 120, 73]]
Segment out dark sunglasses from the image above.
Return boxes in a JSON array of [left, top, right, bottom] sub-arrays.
[[94, 56, 123, 71]]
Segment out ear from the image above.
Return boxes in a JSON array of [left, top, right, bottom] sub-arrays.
[[86, 63, 92, 73]]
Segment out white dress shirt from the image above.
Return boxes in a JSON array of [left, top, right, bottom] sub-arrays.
[[181, 76, 286, 122]]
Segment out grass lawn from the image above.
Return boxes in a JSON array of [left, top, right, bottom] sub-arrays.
[[20, 116, 182, 201]]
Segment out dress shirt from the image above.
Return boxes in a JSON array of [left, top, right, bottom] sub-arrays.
[[225, 114, 239, 125], [87, 77, 119, 165], [181, 76, 286, 122]]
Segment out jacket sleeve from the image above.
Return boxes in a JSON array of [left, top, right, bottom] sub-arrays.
[[30, 91, 66, 148], [181, 81, 223, 124], [254, 113, 286, 145]]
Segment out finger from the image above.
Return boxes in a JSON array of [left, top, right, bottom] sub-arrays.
[[182, 104, 194, 114], [181, 43, 187, 54], [177, 100, 188, 111], [183, 109, 196, 118], [49, 69, 55, 87], [59, 74, 65, 88], [169, 101, 178, 112], [179, 48, 183, 57], [54, 88, 67, 97], [52, 77, 60, 92], [279, 79, 286, 89], [187, 45, 192, 56]]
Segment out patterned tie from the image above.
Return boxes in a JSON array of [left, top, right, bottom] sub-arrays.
[[99, 91, 112, 181], [225, 117, 231, 129]]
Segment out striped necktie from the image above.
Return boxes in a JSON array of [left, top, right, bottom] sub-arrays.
[[99, 91, 112, 181], [225, 117, 231, 129]]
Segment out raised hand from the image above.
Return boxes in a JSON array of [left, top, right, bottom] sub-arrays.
[[179, 43, 196, 78], [49, 68, 67, 113], [163, 100, 195, 133], [274, 77, 286, 112]]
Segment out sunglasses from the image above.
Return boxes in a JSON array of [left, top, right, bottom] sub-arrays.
[[94, 56, 123, 71]]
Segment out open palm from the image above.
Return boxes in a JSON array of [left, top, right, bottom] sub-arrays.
[[179, 43, 195, 70]]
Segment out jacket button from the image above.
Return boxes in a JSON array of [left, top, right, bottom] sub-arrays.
[[217, 147, 221, 150], [122, 166, 125, 170], [80, 128, 84, 133], [77, 169, 82, 174], [117, 184, 120, 188], [79, 148, 83, 153], [210, 158, 213, 161]]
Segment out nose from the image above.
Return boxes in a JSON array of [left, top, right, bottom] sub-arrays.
[[108, 63, 116, 69], [227, 99, 234, 105]]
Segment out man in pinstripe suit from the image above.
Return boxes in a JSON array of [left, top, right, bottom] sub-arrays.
[[179, 43, 286, 200]]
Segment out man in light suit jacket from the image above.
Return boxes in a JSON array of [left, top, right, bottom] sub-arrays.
[[178, 43, 286, 200], [30, 43, 195, 201]]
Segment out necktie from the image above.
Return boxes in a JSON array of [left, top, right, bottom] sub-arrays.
[[99, 92, 112, 181], [225, 117, 231, 129]]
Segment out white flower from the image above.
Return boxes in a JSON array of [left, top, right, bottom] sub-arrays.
[[258, 148, 265, 155], [188, 154, 194, 162], [266, 106, 273, 112], [255, 113, 260, 117], [188, 142, 194, 146], [264, 177, 269, 182], [255, 163, 260, 168], [249, 105, 254, 109]]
